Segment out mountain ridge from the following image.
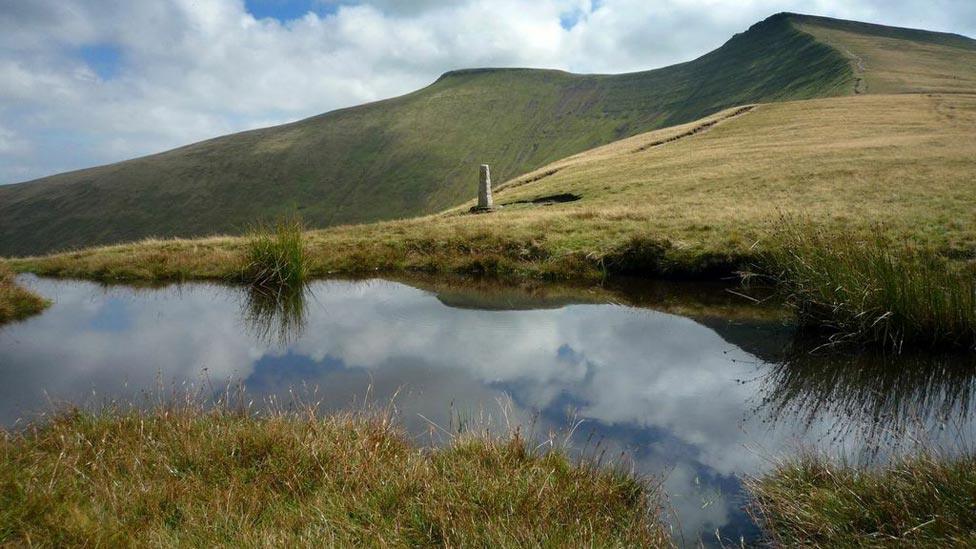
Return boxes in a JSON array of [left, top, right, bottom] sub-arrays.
[[2, 12, 974, 257]]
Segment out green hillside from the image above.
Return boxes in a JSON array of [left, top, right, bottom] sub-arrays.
[[795, 14, 976, 94], [1, 12, 973, 257]]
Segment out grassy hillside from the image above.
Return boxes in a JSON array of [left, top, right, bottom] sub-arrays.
[[795, 14, 976, 94], [13, 93, 976, 284], [0, 12, 868, 257]]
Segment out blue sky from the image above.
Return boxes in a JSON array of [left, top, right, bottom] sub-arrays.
[[1, 0, 974, 185], [244, 0, 339, 21], [77, 44, 124, 80]]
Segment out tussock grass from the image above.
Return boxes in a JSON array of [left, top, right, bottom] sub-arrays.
[[759, 220, 976, 350], [748, 452, 976, 547], [240, 219, 309, 288], [0, 400, 670, 547], [0, 263, 49, 324]]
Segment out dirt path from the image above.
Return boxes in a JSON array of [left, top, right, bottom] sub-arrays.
[[841, 47, 867, 94], [495, 104, 758, 195], [631, 105, 756, 153]]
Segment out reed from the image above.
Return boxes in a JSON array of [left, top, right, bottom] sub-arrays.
[[748, 451, 976, 547], [759, 220, 976, 350], [240, 219, 309, 288]]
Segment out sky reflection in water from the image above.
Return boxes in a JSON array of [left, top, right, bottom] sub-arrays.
[[2, 275, 974, 545]]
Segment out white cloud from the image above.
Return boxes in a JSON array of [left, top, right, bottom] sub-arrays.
[[0, 0, 973, 183]]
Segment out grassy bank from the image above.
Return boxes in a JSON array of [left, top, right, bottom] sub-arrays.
[[759, 221, 976, 350], [0, 263, 49, 325], [749, 452, 976, 547], [0, 404, 669, 547]]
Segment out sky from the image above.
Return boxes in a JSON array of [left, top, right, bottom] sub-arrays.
[[1, 0, 974, 184]]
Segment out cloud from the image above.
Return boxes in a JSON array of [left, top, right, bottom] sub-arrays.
[[0, 0, 973, 184]]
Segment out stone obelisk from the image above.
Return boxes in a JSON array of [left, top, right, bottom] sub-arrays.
[[477, 164, 494, 210]]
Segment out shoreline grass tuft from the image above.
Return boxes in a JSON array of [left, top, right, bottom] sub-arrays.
[[0, 263, 49, 324], [0, 400, 670, 546], [240, 219, 309, 288], [748, 451, 976, 547], [758, 220, 976, 351]]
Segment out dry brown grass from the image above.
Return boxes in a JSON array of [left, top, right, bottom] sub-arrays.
[[9, 94, 976, 284], [0, 401, 670, 547], [0, 263, 49, 324]]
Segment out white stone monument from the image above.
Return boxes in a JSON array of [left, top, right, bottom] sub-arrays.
[[473, 164, 495, 212]]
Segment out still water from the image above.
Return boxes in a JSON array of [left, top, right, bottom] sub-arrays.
[[2, 275, 974, 545]]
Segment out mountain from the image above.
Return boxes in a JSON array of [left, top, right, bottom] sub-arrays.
[[2, 13, 974, 257]]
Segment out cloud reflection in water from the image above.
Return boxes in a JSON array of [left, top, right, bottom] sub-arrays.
[[2, 275, 973, 545]]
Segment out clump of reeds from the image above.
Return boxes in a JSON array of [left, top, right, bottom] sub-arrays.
[[0, 397, 670, 546], [239, 218, 309, 288], [748, 451, 976, 547], [757, 219, 976, 350], [0, 263, 49, 323]]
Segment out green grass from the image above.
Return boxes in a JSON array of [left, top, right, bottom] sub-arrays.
[[748, 452, 976, 547], [0, 402, 670, 547], [0, 263, 49, 325], [758, 220, 976, 350], [240, 219, 309, 288], [0, 12, 874, 257]]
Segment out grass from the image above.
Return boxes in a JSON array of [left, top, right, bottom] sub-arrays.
[[0, 263, 49, 325], [0, 400, 670, 547], [758, 220, 976, 350], [240, 219, 309, 288], [748, 452, 976, 547]]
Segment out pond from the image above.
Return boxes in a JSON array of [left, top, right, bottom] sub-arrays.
[[2, 275, 975, 545]]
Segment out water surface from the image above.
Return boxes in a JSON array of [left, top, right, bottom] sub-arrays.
[[2, 275, 974, 545]]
